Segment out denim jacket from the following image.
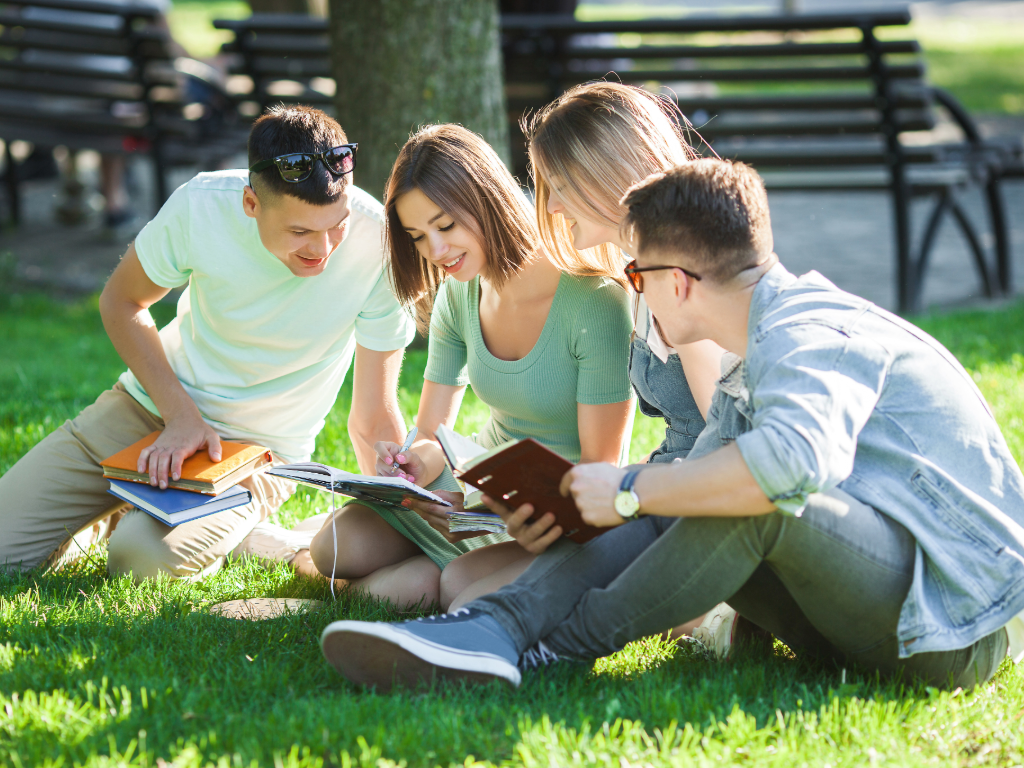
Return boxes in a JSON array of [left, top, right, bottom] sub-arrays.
[[692, 264, 1024, 658], [629, 310, 706, 463]]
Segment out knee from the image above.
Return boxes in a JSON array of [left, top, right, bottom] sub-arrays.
[[310, 514, 373, 579], [438, 558, 473, 610], [107, 511, 192, 582], [395, 557, 442, 610]]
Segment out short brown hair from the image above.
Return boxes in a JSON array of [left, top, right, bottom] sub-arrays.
[[621, 159, 773, 282], [248, 105, 350, 205], [384, 124, 538, 332]]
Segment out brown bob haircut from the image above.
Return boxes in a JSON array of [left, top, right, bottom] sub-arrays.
[[621, 159, 774, 283], [384, 124, 538, 332]]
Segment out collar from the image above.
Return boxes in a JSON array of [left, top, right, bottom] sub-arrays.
[[746, 261, 797, 341]]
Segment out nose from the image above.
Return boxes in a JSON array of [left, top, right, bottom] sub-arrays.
[[547, 190, 564, 216], [309, 230, 331, 259], [426, 230, 450, 260]]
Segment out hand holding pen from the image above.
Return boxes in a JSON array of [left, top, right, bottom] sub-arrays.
[[374, 427, 419, 480]]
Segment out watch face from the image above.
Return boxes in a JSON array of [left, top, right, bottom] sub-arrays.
[[614, 490, 639, 518]]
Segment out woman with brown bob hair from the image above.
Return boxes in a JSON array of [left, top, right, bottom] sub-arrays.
[[510, 82, 738, 645], [309, 124, 635, 610]]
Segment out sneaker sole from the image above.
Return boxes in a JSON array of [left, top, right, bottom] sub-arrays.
[[320, 621, 522, 692]]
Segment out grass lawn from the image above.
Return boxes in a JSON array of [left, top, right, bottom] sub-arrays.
[[1, 291, 1024, 767]]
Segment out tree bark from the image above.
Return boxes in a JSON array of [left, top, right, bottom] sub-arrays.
[[328, 0, 509, 201]]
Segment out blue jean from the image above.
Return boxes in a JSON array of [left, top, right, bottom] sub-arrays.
[[471, 488, 1007, 689]]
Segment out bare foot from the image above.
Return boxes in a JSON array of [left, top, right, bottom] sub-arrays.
[[291, 549, 347, 590]]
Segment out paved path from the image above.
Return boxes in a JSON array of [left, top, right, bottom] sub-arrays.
[[1, 132, 1022, 314]]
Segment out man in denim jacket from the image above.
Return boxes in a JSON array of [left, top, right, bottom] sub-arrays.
[[319, 159, 1024, 691]]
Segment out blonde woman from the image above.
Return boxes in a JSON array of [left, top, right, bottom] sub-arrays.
[[513, 82, 734, 641], [309, 124, 635, 610]]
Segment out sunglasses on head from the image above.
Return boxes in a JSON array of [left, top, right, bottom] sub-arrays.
[[248, 143, 358, 184], [624, 258, 702, 293]]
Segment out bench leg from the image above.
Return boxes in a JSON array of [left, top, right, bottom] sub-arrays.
[[911, 190, 951, 313], [893, 178, 914, 314], [948, 195, 996, 298], [151, 139, 168, 212], [984, 178, 1012, 296], [4, 141, 20, 226]]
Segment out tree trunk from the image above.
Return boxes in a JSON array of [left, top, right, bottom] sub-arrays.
[[328, 0, 509, 201]]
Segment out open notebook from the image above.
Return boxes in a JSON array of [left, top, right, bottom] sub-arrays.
[[265, 462, 452, 509]]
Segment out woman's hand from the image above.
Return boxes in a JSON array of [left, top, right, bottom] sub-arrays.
[[374, 441, 427, 484], [481, 494, 563, 554], [403, 490, 487, 543]]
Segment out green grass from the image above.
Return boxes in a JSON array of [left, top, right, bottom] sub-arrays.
[[2, 291, 1024, 767]]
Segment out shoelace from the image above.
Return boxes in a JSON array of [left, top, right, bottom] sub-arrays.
[[417, 607, 471, 622], [519, 640, 559, 670]]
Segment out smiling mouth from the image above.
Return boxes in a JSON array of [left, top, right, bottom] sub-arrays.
[[439, 253, 465, 273], [297, 255, 326, 266]]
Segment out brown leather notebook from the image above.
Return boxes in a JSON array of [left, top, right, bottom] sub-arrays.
[[455, 438, 602, 544], [101, 431, 271, 496]]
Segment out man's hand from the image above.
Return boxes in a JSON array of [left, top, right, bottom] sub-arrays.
[[559, 462, 628, 528], [402, 490, 486, 543], [481, 495, 563, 554], [138, 415, 222, 489]]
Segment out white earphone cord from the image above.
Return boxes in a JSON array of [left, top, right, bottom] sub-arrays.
[[329, 486, 337, 600]]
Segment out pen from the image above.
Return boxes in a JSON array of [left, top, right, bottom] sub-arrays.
[[391, 426, 418, 475]]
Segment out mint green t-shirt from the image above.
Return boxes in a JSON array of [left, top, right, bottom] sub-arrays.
[[425, 271, 634, 463], [119, 171, 415, 462]]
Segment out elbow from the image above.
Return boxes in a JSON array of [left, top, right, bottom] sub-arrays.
[[346, 411, 375, 450]]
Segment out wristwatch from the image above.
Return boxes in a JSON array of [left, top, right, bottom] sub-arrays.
[[614, 469, 642, 521]]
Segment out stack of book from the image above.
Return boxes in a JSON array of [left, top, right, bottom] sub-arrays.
[[101, 431, 269, 526]]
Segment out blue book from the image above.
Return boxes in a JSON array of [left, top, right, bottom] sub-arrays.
[[107, 480, 251, 527]]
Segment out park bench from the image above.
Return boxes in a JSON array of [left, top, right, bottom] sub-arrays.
[[502, 10, 1017, 314], [212, 14, 333, 118], [214, 9, 1018, 313], [0, 0, 245, 224]]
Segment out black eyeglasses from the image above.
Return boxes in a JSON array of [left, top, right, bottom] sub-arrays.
[[248, 144, 358, 183], [624, 258, 701, 293]]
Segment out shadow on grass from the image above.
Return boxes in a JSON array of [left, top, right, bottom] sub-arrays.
[[1, 552, 984, 768]]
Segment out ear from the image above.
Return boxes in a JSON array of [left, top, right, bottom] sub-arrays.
[[242, 185, 261, 219], [670, 268, 696, 305]]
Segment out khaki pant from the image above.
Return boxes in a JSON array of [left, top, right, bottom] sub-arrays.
[[0, 384, 295, 581]]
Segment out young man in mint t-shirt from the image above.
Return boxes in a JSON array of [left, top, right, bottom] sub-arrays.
[[0, 106, 414, 580]]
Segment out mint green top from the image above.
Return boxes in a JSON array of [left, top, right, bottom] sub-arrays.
[[425, 271, 634, 463]]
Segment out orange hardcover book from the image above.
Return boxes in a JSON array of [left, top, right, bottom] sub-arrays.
[[101, 431, 271, 496]]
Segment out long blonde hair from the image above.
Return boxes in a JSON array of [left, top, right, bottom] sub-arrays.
[[525, 82, 698, 284]]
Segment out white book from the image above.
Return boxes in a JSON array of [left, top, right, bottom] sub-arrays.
[[266, 462, 452, 509]]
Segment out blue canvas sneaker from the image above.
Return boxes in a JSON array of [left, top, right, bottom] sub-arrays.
[[320, 607, 522, 691]]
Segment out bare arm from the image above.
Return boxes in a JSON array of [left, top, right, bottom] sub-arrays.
[[577, 400, 634, 465], [560, 442, 775, 528], [347, 345, 407, 474], [674, 339, 725, 420], [375, 379, 465, 484], [99, 242, 221, 488]]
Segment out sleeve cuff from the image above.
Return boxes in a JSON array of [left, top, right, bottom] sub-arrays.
[[735, 429, 810, 517]]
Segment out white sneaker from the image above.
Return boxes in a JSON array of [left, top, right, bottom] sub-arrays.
[[691, 603, 740, 660], [231, 520, 319, 566]]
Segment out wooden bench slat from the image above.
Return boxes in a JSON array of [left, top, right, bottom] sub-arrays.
[[0, 11, 126, 37], [500, 10, 911, 34], [559, 40, 920, 60], [536, 63, 926, 83]]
